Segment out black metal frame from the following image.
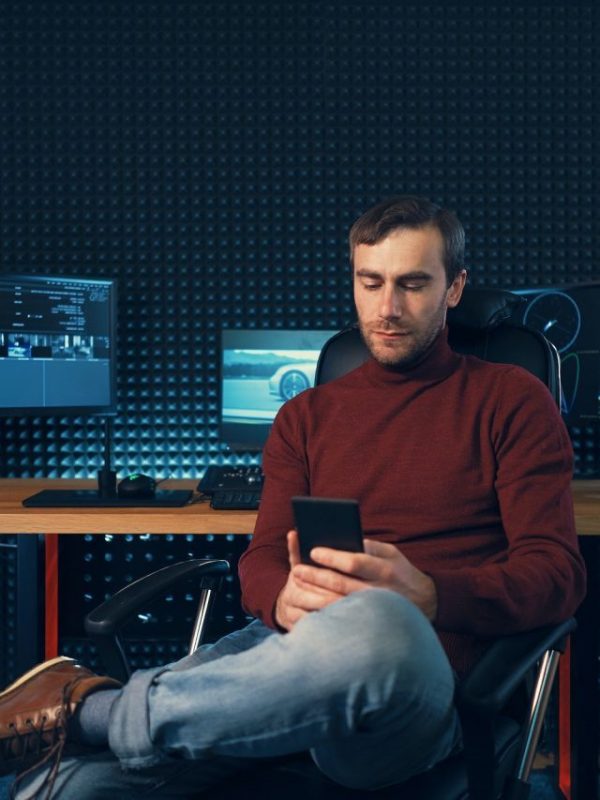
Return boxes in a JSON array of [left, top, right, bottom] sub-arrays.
[[84, 559, 229, 682]]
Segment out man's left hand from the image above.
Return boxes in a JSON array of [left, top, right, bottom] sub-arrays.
[[292, 539, 438, 621]]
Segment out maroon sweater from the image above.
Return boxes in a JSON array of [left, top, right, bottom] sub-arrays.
[[238, 329, 586, 676]]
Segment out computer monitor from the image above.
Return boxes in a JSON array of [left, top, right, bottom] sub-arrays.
[[220, 328, 339, 451], [0, 274, 117, 416], [512, 283, 600, 425]]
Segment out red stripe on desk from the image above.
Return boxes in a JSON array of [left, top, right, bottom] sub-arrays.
[[558, 638, 572, 800], [44, 534, 59, 660]]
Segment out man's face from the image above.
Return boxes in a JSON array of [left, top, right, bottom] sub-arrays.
[[353, 226, 466, 368]]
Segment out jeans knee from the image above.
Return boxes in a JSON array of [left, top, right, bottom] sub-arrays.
[[331, 589, 440, 676], [294, 589, 448, 693]]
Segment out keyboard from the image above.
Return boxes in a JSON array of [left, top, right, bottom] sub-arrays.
[[210, 490, 261, 510], [197, 465, 264, 510]]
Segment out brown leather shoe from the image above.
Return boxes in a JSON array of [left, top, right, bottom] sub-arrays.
[[0, 655, 121, 788]]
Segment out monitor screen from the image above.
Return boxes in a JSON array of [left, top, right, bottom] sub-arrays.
[[0, 274, 117, 416], [512, 284, 600, 425], [221, 328, 338, 451]]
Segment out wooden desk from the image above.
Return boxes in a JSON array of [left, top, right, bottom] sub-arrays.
[[571, 480, 600, 535], [0, 479, 257, 534], [1, 478, 596, 534]]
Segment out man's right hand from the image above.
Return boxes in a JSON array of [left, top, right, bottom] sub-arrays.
[[274, 530, 345, 631]]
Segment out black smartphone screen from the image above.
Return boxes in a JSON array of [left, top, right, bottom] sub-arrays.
[[291, 496, 364, 565]]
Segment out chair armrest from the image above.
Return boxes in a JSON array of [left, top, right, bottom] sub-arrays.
[[84, 558, 230, 638], [457, 618, 576, 716]]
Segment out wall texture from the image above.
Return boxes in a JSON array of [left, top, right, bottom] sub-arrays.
[[0, 1, 597, 478]]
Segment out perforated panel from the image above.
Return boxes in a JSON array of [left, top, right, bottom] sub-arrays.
[[0, 2, 597, 477], [0, 537, 17, 685]]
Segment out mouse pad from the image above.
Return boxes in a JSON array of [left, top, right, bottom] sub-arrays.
[[22, 489, 193, 508]]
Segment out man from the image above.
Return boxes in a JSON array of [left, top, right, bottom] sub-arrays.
[[0, 196, 586, 798]]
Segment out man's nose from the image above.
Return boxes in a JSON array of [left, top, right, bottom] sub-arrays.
[[379, 286, 403, 319]]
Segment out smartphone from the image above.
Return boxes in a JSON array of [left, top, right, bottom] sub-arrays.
[[291, 496, 364, 565]]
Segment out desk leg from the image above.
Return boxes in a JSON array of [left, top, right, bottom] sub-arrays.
[[558, 638, 572, 800], [571, 536, 599, 800], [15, 535, 45, 673], [44, 534, 59, 660]]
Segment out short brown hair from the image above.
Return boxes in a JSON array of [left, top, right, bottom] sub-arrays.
[[349, 195, 465, 285]]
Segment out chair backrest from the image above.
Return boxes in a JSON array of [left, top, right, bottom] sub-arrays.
[[315, 288, 561, 405]]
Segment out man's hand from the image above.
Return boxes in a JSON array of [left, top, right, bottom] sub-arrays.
[[275, 530, 345, 631], [291, 539, 438, 621]]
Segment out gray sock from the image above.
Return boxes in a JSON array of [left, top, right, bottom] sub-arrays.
[[70, 688, 121, 747]]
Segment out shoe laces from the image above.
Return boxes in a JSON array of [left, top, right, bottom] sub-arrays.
[[9, 677, 81, 800]]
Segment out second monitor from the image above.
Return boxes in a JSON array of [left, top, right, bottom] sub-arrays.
[[220, 328, 338, 452]]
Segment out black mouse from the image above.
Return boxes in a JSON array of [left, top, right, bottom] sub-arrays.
[[117, 473, 156, 498]]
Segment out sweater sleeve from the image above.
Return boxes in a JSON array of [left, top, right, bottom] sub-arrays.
[[238, 398, 310, 628], [430, 368, 586, 636]]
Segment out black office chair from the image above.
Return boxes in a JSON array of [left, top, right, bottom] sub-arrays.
[[85, 288, 576, 800]]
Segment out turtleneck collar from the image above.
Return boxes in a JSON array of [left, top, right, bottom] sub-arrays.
[[361, 326, 460, 386]]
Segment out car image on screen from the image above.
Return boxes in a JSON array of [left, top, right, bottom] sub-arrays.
[[268, 362, 318, 400]]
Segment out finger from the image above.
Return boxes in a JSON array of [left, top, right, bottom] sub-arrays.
[[290, 570, 345, 604], [293, 563, 366, 596], [290, 581, 344, 610], [292, 572, 346, 600], [309, 547, 387, 581], [287, 529, 301, 568], [288, 608, 307, 629], [279, 604, 307, 632], [363, 539, 402, 558]]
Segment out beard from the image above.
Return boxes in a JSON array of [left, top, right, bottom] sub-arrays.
[[359, 300, 448, 369]]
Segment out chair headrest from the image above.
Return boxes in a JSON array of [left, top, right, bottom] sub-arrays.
[[447, 288, 524, 331]]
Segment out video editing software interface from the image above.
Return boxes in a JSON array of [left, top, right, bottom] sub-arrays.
[[0, 275, 115, 414], [220, 328, 338, 451]]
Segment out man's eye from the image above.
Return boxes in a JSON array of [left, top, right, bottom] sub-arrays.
[[363, 283, 381, 291], [403, 284, 426, 292]]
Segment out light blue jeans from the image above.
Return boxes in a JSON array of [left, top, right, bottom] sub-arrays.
[[18, 589, 461, 799]]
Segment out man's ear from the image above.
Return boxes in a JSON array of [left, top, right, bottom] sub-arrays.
[[446, 270, 467, 309]]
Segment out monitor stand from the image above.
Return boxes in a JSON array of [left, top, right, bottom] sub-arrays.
[[21, 418, 193, 508]]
